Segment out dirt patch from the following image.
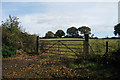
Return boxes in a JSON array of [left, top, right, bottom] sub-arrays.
[[2, 54, 45, 77]]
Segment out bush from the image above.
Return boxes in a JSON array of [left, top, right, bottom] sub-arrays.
[[2, 16, 37, 58], [2, 44, 17, 58]]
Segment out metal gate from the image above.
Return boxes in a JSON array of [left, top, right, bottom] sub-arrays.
[[39, 39, 87, 57], [36, 34, 90, 57]]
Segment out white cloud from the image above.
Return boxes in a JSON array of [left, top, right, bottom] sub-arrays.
[[17, 2, 117, 37]]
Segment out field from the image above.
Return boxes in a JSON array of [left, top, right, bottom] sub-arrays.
[[39, 38, 120, 55], [2, 38, 120, 79]]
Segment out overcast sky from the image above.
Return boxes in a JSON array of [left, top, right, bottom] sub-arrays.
[[2, 2, 118, 38]]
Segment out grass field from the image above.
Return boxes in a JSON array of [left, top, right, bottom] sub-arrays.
[[39, 38, 120, 55], [2, 38, 120, 79]]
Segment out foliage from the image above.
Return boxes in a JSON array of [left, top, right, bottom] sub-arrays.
[[45, 31, 54, 38], [78, 26, 91, 35], [2, 15, 37, 57], [2, 15, 22, 46], [104, 48, 120, 64], [114, 23, 120, 37], [67, 27, 79, 37], [2, 44, 17, 58], [21, 33, 37, 53], [55, 30, 65, 38]]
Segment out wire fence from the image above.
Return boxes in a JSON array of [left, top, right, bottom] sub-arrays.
[[89, 39, 120, 55], [33, 34, 120, 57]]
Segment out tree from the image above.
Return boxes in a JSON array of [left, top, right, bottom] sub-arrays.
[[2, 15, 23, 57], [67, 27, 79, 37], [90, 34, 94, 38], [2, 15, 37, 57], [45, 31, 54, 38], [55, 30, 65, 38], [114, 23, 120, 37], [2, 15, 22, 46], [78, 26, 91, 35]]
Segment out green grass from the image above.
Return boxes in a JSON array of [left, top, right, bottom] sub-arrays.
[[39, 38, 120, 56]]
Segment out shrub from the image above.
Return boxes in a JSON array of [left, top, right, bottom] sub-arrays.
[[2, 44, 17, 58]]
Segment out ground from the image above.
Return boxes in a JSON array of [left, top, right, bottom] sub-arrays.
[[2, 53, 120, 79]]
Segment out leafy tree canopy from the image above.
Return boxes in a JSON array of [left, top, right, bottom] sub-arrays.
[[45, 31, 54, 38], [67, 27, 79, 37], [2, 15, 23, 46], [55, 30, 65, 38], [78, 26, 91, 35], [114, 23, 120, 37]]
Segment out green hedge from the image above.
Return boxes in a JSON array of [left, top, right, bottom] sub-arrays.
[[2, 44, 17, 58]]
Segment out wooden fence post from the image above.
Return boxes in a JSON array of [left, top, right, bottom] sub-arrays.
[[106, 41, 108, 54], [104, 41, 108, 56], [83, 34, 89, 54], [36, 36, 39, 53]]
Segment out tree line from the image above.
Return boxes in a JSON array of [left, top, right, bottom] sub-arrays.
[[44, 23, 120, 38], [44, 26, 91, 38], [1, 15, 120, 57]]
